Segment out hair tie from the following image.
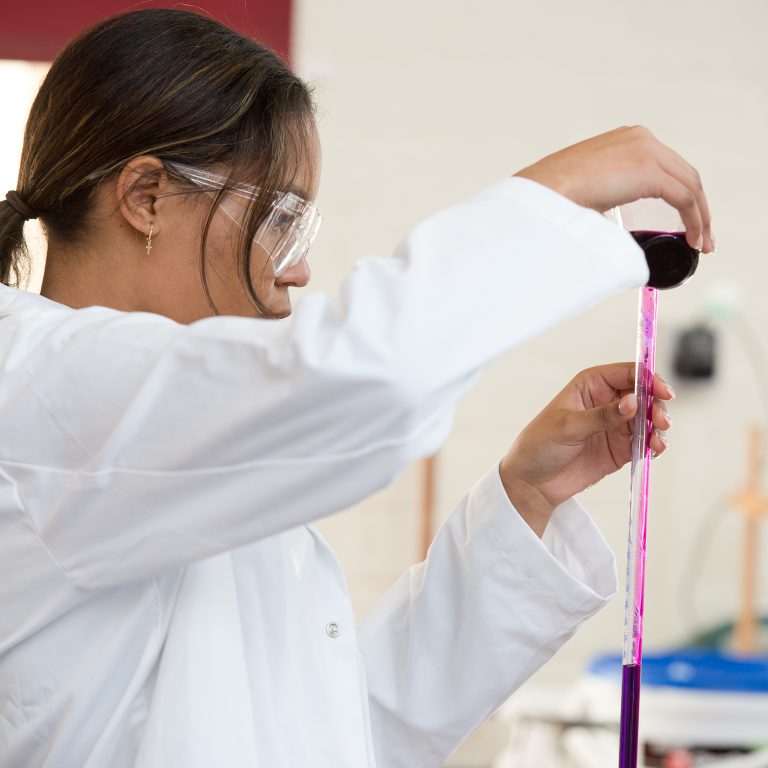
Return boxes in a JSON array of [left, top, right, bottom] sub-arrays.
[[5, 191, 38, 221]]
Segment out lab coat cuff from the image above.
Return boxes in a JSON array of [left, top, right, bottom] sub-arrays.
[[474, 176, 650, 290], [475, 464, 618, 618]]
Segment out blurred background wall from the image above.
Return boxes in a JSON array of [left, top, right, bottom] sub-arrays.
[[294, 2, 768, 762], [296, 0, 767, 662], [2, 1, 767, 765]]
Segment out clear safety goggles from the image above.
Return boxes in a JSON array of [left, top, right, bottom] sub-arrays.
[[165, 161, 321, 277]]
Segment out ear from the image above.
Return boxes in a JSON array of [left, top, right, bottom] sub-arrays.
[[115, 156, 168, 237]]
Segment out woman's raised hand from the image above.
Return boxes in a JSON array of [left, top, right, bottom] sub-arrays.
[[499, 362, 674, 537], [515, 126, 715, 254]]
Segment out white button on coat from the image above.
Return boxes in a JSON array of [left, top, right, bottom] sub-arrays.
[[0, 178, 648, 767]]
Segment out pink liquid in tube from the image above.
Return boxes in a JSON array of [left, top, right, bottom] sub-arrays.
[[619, 287, 657, 768]]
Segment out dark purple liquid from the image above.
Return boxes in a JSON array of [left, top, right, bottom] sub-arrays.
[[619, 663, 641, 768], [630, 230, 699, 290]]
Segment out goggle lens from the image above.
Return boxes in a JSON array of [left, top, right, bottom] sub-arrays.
[[266, 204, 321, 276]]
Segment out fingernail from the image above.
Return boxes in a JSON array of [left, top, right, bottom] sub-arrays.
[[663, 410, 672, 428], [658, 377, 676, 399], [619, 393, 637, 415], [651, 450, 659, 460], [656, 430, 668, 447], [696, 234, 704, 251]]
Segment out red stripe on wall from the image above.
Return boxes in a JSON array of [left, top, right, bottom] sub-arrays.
[[0, 0, 292, 63]]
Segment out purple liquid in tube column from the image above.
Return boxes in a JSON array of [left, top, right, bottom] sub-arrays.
[[619, 286, 657, 768]]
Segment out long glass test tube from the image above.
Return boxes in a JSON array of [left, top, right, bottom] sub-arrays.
[[619, 286, 658, 768]]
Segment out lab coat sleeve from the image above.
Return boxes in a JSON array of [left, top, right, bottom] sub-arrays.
[[358, 464, 617, 768], [0, 178, 647, 589]]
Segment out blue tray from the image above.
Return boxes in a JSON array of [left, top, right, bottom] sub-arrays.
[[589, 650, 768, 693]]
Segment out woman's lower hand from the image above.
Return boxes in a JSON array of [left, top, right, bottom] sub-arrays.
[[514, 125, 715, 253], [499, 362, 674, 537]]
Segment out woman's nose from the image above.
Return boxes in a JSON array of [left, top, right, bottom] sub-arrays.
[[275, 257, 310, 288]]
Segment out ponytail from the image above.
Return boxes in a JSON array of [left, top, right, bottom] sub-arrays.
[[0, 197, 30, 287]]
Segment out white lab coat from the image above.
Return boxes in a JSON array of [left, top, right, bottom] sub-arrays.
[[0, 178, 648, 767]]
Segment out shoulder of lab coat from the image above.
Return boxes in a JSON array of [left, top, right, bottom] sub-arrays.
[[359, 462, 617, 767], [0, 177, 645, 595]]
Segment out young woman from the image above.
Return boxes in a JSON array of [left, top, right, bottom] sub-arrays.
[[0, 9, 707, 768]]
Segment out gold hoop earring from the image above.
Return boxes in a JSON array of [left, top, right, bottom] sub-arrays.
[[145, 224, 154, 256]]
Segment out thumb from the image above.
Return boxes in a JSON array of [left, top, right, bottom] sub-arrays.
[[568, 392, 637, 441]]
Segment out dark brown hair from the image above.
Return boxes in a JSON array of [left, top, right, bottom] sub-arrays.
[[0, 8, 315, 315]]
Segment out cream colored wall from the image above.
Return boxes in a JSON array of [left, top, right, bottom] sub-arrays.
[[0, 61, 49, 291], [293, 0, 768, 738]]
